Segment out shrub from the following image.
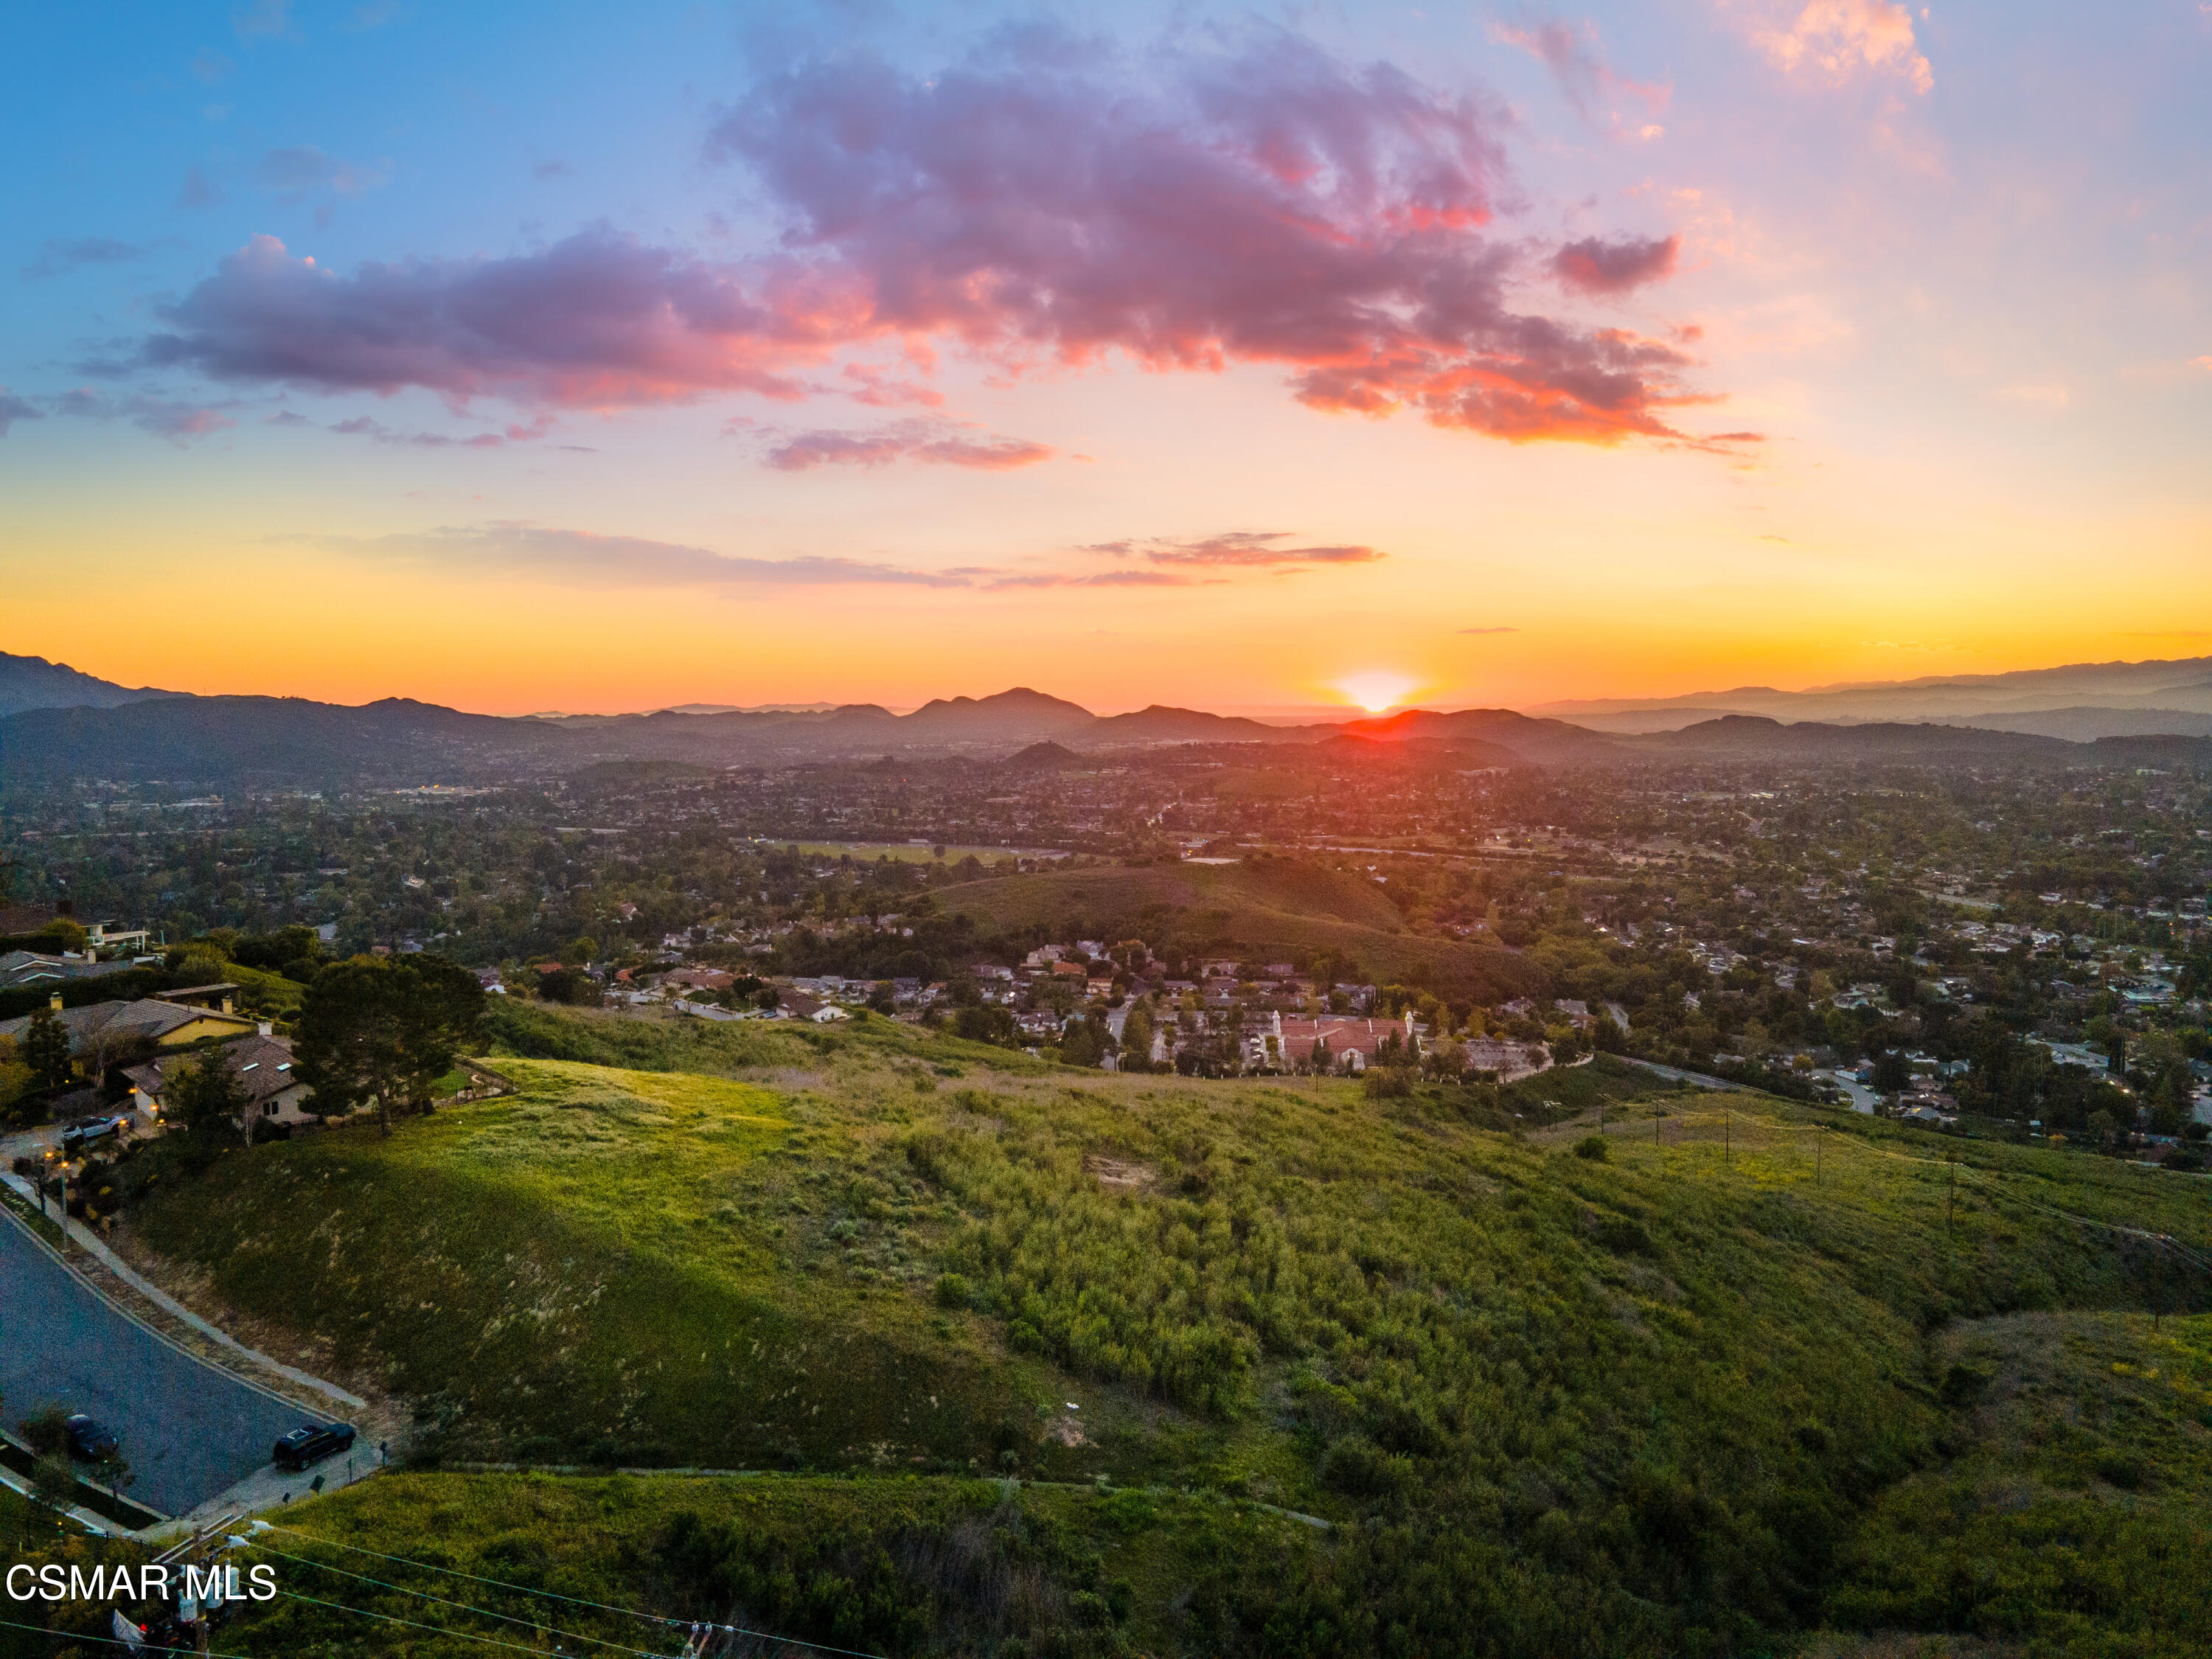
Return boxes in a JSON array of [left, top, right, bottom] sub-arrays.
[[16, 1405, 68, 1455], [1320, 1435, 1411, 1499], [1573, 1135, 1608, 1161], [934, 1272, 973, 1310]]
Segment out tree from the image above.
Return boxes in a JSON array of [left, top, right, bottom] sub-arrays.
[[30, 1450, 79, 1514], [23, 1006, 72, 1091], [295, 955, 485, 1135], [1, 1035, 38, 1127], [1121, 1002, 1155, 1068], [168, 1048, 247, 1134]]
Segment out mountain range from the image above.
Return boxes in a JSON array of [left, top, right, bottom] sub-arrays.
[[3, 651, 2210, 787], [1530, 654, 2212, 737]]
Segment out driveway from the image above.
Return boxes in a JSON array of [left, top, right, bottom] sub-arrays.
[[0, 1211, 317, 1518]]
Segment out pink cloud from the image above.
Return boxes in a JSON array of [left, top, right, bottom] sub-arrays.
[[1750, 0, 1933, 94], [138, 30, 1716, 448], [1553, 233, 1680, 294]]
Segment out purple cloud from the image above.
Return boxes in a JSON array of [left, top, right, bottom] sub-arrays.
[[133, 29, 1713, 446], [140, 231, 841, 406], [1552, 234, 1680, 295]]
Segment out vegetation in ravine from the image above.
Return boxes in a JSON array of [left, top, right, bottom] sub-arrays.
[[108, 1010, 2212, 1657]]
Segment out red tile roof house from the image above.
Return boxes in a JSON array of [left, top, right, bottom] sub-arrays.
[[1265, 1011, 1417, 1074]]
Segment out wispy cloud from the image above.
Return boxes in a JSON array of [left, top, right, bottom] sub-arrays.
[[0, 389, 41, 437], [22, 237, 158, 281], [310, 523, 976, 588], [260, 145, 390, 202], [177, 166, 223, 209], [1492, 14, 1669, 137], [232, 0, 295, 42], [1088, 531, 1387, 568], [1456, 625, 1517, 634], [322, 412, 556, 449], [984, 570, 1194, 591], [52, 388, 234, 442], [760, 419, 1054, 472]]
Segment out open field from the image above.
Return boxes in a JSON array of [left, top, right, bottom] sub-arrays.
[[931, 860, 1545, 1000], [97, 1020, 2212, 1655]]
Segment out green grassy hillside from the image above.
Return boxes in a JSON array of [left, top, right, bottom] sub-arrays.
[[119, 1025, 2212, 1656], [932, 860, 1544, 1001]]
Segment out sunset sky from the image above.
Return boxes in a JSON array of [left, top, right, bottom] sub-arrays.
[[4, 1, 2209, 715]]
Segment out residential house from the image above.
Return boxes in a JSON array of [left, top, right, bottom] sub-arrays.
[[0, 994, 258, 1057], [0, 950, 139, 990], [123, 1028, 319, 1138]]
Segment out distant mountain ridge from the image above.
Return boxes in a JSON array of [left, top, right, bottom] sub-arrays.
[[6, 652, 2212, 787], [1531, 653, 2212, 737], [0, 651, 177, 719]]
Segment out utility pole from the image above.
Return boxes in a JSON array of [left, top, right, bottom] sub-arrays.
[[2154, 1237, 2165, 1334], [1946, 1151, 1956, 1234], [1815, 1130, 1822, 1188]]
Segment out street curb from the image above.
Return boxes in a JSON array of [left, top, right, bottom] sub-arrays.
[[0, 1183, 361, 1418]]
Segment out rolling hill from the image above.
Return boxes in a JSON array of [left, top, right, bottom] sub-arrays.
[[931, 859, 1548, 1001], [72, 1006, 2212, 1658]]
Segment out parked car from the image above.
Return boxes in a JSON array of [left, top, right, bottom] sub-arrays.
[[273, 1422, 356, 1470], [60, 1114, 131, 1155], [64, 1414, 118, 1461]]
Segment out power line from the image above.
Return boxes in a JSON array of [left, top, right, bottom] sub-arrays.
[[277, 1587, 585, 1655], [0, 1613, 251, 1658], [248, 1541, 675, 1659], [266, 1524, 890, 1659]]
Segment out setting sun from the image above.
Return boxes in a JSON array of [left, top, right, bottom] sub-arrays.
[[1338, 672, 1418, 713]]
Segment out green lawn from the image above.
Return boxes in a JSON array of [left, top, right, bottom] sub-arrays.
[[117, 1026, 2212, 1657]]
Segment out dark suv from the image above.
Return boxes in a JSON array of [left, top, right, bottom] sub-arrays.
[[64, 1414, 118, 1461], [273, 1422, 356, 1470]]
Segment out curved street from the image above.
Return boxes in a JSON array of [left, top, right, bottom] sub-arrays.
[[0, 1208, 314, 1519]]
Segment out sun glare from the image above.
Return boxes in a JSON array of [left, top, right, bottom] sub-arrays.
[[1338, 672, 1416, 713]]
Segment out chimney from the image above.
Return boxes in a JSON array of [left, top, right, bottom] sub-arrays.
[[49, 992, 63, 1012], [258, 1020, 274, 1037], [220, 997, 234, 1015]]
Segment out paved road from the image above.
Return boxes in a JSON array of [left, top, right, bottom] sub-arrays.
[[0, 1212, 315, 1518], [1618, 1057, 1753, 1093]]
